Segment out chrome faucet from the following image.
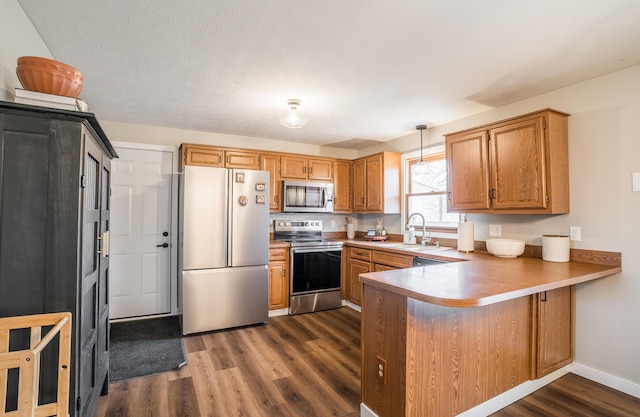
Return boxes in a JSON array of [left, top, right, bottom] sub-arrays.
[[407, 212, 431, 246]]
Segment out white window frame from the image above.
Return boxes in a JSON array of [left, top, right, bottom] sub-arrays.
[[402, 145, 459, 234]]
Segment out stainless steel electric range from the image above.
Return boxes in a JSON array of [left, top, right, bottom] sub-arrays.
[[273, 220, 343, 315]]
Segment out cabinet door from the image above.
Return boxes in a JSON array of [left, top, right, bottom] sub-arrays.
[[373, 264, 395, 272], [261, 154, 281, 211], [79, 133, 108, 417], [347, 258, 371, 305], [490, 116, 546, 210], [181, 145, 224, 169], [352, 158, 366, 212], [268, 261, 289, 309], [333, 161, 352, 212], [536, 286, 573, 377], [308, 158, 333, 181], [446, 130, 491, 211], [365, 154, 383, 212], [280, 155, 308, 179], [225, 150, 260, 169]]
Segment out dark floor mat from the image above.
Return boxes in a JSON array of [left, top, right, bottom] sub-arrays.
[[109, 316, 186, 382]]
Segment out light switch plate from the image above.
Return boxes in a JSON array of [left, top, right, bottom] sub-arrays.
[[633, 172, 640, 192]]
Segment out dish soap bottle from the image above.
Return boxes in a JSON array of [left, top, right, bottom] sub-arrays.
[[406, 225, 416, 244]]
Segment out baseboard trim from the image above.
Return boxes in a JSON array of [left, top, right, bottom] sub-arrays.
[[268, 308, 288, 317], [360, 402, 377, 417], [359, 365, 572, 417], [572, 362, 640, 399], [456, 366, 571, 417], [342, 300, 361, 312]]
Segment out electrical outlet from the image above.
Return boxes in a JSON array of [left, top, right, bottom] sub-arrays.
[[570, 226, 581, 241], [375, 356, 387, 384], [489, 224, 502, 237], [330, 220, 336, 229]]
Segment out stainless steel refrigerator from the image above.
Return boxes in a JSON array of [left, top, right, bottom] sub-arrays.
[[180, 165, 270, 335]]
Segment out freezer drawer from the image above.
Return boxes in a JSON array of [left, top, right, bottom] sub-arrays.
[[182, 266, 268, 335]]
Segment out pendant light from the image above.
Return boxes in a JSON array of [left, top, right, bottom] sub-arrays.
[[413, 124, 428, 175], [279, 99, 308, 129]]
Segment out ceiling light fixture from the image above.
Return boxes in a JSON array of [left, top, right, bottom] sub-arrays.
[[279, 99, 308, 129], [414, 124, 428, 175]]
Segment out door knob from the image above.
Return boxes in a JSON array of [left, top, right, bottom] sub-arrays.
[[156, 243, 169, 248]]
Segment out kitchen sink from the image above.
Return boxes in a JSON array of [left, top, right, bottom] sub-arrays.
[[375, 242, 452, 252], [406, 245, 452, 252]]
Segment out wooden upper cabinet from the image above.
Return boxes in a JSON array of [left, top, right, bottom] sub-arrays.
[[225, 150, 260, 169], [365, 154, 383, 212], [261, 154, 281, 212], [352, 159, 366, 212], [446, 130, 491, 211], [333, 160, 352, 212], [280, 155, 307, 179], [308, 158, 333, 181], [352, 152, 401, 214], [181, 144, 224, 170], [280, 155, 333, 181], [445, 109, 569, 214], [180, 144, 260, 170]]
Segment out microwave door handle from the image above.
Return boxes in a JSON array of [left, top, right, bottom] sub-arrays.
[[322, 188, 326, 208]]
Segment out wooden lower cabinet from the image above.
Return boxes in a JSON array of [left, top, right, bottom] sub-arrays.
[[346, 258, 370, 305], [344, 247, 415, 305], [361, 284, 574, 417], [535, 286, 573, 377], [268, 248, 289, 309], [345, 248, 372, 305]]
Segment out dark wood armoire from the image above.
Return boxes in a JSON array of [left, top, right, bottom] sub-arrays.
[[0, 101, 117, 417]]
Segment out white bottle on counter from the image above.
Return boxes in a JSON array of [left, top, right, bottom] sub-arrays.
[[404, 226, 416, 244]]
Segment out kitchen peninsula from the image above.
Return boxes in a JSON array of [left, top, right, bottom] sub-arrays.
[[357, 248, 621, 417]]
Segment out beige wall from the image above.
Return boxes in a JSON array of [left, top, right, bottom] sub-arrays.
[[0, 0, 53, 101], [2, 0, 639, 389]]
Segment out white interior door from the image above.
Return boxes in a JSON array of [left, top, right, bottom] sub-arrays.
[[110, 147, 173, 319]]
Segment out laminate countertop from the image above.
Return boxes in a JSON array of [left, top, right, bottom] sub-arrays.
[[352, 240, 621, 307]]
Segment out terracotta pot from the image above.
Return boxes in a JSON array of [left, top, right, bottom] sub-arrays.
[[16, 56, 83, 98]]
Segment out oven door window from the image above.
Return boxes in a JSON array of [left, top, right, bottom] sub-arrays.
[[291, 250, 341, 294]]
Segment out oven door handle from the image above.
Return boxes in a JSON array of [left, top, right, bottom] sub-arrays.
[[291, 247, 343, 254]]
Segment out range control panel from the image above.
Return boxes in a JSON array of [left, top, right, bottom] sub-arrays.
[[274, 220, 322, 233]]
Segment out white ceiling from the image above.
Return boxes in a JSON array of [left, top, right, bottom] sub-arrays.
[[17, 0, 640, 148]]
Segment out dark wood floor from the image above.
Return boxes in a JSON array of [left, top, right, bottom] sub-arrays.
[[95, 307, 361, 417], [96, 307, 640, 417]]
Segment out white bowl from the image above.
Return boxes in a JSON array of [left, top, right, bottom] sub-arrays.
[[486, 239, 525, 258]]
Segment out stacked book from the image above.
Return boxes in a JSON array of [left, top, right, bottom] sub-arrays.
[[14, 88, 89, 112]]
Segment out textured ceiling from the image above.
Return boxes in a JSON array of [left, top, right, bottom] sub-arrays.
[[17, 0, 640, 147]]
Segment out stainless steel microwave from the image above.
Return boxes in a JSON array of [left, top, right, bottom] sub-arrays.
[[283, 181, 334, 213]]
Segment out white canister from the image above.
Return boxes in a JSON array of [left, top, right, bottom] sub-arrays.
[[542, 235, 570, 262], [346, 223, 355, 239]]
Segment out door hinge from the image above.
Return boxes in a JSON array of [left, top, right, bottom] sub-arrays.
[[77, 396, 82, 410], [80, 175, 86, 188], [542, 120, 547, 129], [545, 195, 549, 203]]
